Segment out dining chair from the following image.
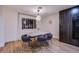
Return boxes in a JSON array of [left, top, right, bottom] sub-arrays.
[[44, 33, 53, 45], [37, 35, 48, 46], [21, 34, 32, 47]]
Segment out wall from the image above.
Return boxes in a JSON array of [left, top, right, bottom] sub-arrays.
[[3, 7, 18, 42], [41, 13, 59, 39], [0, 6, 5, 47]]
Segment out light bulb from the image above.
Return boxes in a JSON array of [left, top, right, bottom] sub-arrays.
[[36, 15, 41, 21]]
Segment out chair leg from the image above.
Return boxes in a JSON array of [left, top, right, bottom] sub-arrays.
[[48, 39, 52, 46], [50, 40, 52, 45]]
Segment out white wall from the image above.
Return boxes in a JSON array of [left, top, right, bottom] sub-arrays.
[[0, 6, 5, 47], [3, 7, 18, 42], [41, 13, 59, 39]]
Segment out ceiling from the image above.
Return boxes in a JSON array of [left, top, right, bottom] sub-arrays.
[[6, 5, 75, 18]]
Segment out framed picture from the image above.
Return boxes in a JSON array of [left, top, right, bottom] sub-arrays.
[[22, 18, 36, 29]]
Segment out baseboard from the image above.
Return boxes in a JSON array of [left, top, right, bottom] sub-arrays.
[[53, 38, 59, 40], [3, 39, 21, 46], [5, 39, 20, 43]]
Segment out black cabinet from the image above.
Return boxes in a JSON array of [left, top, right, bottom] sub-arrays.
[[59, 6, 79, 47]]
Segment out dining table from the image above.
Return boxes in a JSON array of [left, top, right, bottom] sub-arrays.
[[28, 31, 50, 37], [27, 31, 50, 48]]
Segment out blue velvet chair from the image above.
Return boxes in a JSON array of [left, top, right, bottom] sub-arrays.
[[44, 33, 53, 45], [21, 34, 31, 42], [21, 34, 32, 47], [37, 35, 48, 46]]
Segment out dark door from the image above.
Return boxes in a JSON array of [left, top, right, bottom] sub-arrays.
[[59, 10, 70, 43]]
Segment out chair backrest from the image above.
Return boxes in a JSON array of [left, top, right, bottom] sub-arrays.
[[37, 35, 47, 41], [45, 33, 53, 39], [21, 34, 31, 42]]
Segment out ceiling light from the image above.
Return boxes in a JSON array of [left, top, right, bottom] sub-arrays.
[[36, 15, 41, 21], [36, 7, 42, 21]]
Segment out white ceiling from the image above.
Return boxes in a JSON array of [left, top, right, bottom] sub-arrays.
[[6, 5, 75, 18]]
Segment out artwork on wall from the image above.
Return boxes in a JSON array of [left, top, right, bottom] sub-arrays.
[[22, 18, 36, 29]]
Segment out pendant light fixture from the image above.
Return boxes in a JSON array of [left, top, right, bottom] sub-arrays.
[[36, 7, 42, 21]]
